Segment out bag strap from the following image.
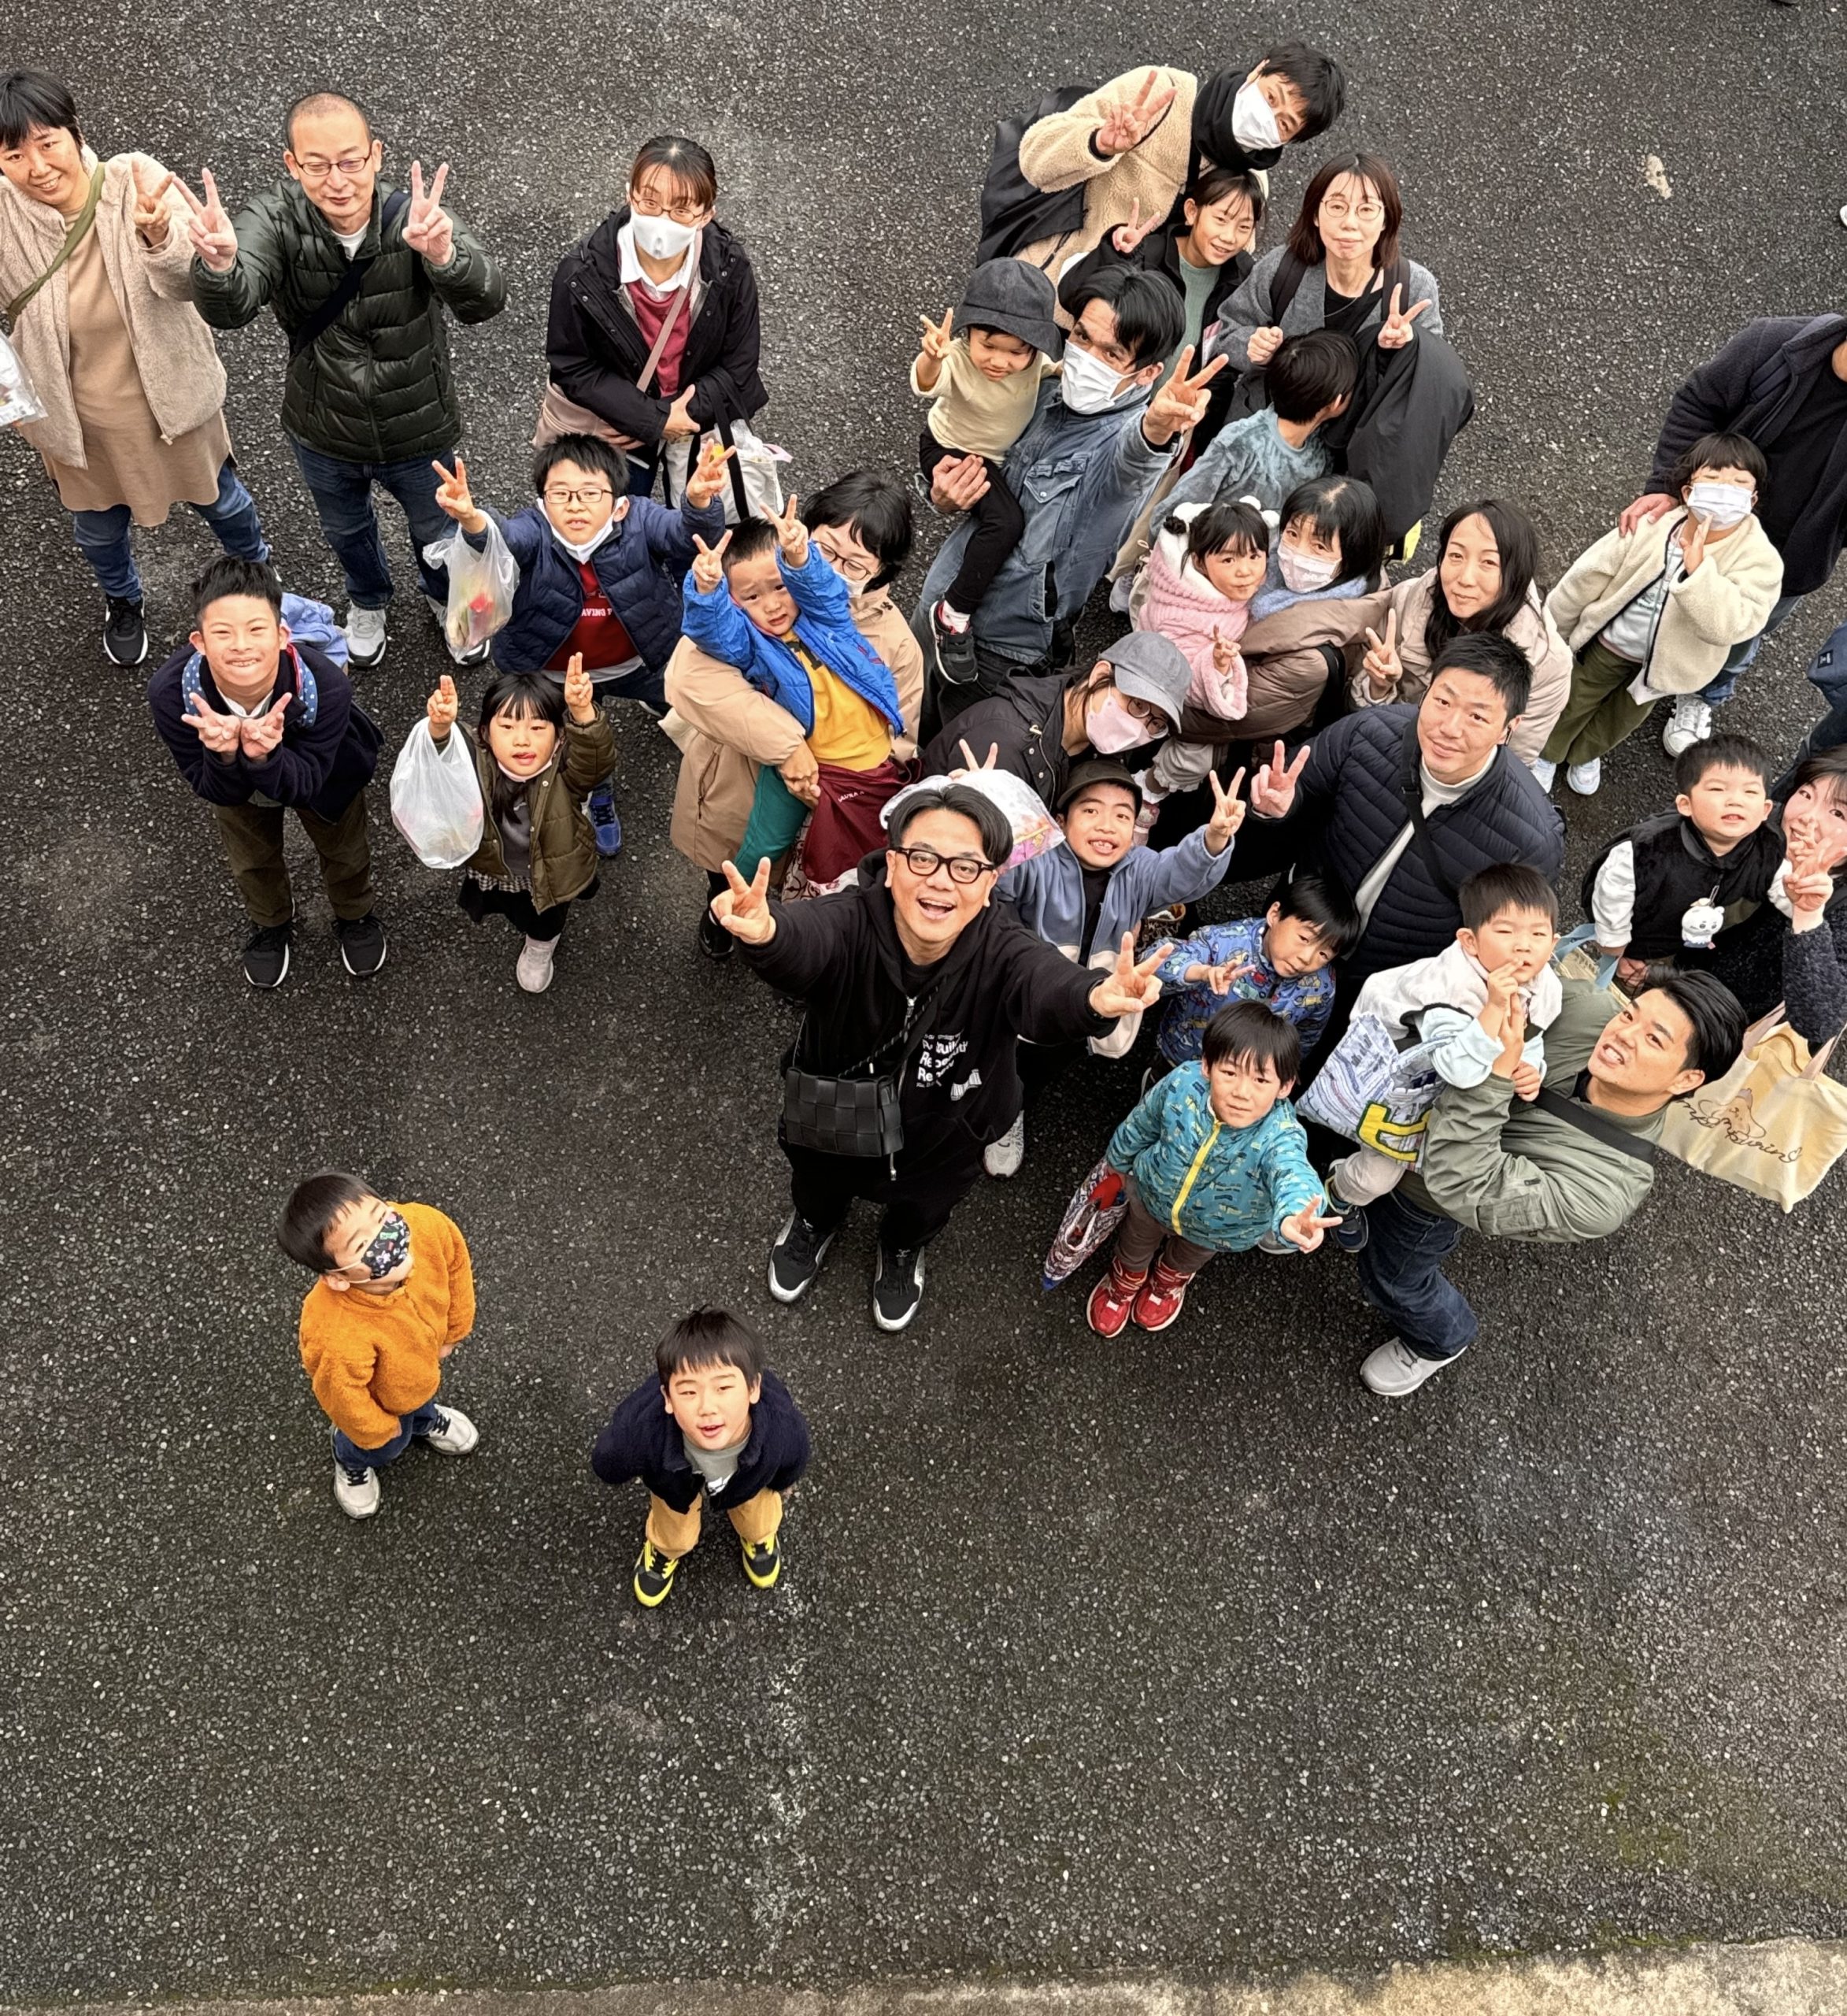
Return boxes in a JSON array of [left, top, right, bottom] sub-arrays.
[[794, 982, 941, 1082], [288, 188, 411, 359], [1398, 722, 1458, 899], [1267, 249, 1308, 324], [1533, 1084, 1657, 1163], [631, 258, 693, 395], [3, 163, 104, 332]]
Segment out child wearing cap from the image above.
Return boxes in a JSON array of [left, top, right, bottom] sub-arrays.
[[912, 258, 1065, 686]]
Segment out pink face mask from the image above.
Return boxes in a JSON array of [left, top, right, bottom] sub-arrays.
[[1088, 694, 1156, 754]]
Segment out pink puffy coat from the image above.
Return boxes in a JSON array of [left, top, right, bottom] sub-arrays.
[[1131, 521, 1251, 724]]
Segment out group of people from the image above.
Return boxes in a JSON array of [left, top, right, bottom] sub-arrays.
[[6, 56, 1847, 1604]]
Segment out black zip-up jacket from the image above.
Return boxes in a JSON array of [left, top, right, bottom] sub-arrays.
[[920, 673, 1090, 809], [1582, 811, 1786, 964], [590, 1370, 809, 1516], [545, 211, 767, 452]]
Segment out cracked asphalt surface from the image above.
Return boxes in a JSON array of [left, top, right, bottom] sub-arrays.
[[4, 0, 1847, 1998]]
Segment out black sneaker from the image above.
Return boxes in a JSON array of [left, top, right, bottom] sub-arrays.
[[334, 910, 388, 978], [1329, 1201, 1370, 1253], [768, 1210, 835, 1303], [103, 595, 148, 667], [930, 602, 979, 685], [632, 1540, 679, 1608], [698, 903, 735, 961], [739, 1532, 781, 1590], [242, 919, 293, 988], [873, 1244, 927, 1332]]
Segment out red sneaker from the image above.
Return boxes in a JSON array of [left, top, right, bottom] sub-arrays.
[[1133, 1262, 1194, 1332], [1086, 1261, 1147, 1338]]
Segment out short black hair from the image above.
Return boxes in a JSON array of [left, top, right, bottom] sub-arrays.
[[1783, 743, 1847, 808], [0, 69, 80, 150], [1668, 430, 1770, 496], [1676, 731, 1771, 795], [531, 432, 624, 493], [276, 1170, 374, 1273], [1201, 999, 1302, 1088], [1268, 329, 1359, 423], [1279, 474, 1386, 589], [1458, 862, 1559, 932], [284, 91, 372, 152], [1637, 968, 1746, 1084], [1183, 497, 1268, 564], [722, 517, 780, 571], [192, 556, 283, 624], [656, 1306, 764, 1387], [1259, 42, 1347, 141], [804, 469, 915, 590], [1184, 164, 1264, 231], [1272, 869, 1361, 953], [889, 783, 1012, 868], [1425, 629, 1531, 722], [1064, 263, 1186, 368]]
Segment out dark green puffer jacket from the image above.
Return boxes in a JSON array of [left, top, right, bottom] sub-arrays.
[[191, 180, 505, 461]]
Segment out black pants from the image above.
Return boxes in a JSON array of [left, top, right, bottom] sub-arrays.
[[919, 431, 1027, 619], [1017, 1036, 1088, 1102], [785, 1126, 986, 1253]]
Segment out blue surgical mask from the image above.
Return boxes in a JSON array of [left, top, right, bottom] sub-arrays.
[[354, 1209, 411, 1280]]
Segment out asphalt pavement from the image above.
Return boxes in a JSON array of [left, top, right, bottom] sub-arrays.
[[4, 0, 1847, 1999]]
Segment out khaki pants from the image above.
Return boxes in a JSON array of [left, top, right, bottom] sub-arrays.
[[1542, 639, 1656, 767], [645, 1487, 783, 1561], [1115, 1177, 1219, 1278], [213, 792, 375, 928], [1329, 1144, 1409, 1207]]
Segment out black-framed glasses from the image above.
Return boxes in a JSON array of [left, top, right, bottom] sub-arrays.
[[891, 846, 995, 885], [543, 484, 613, 506]]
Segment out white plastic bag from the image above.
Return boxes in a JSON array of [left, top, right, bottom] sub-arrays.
[[0, 329, 47, 427], [421, 518, 517, 658], [666, 420, 790, 524], [882, 769, 1062, 873], [390, 719, 485, 869]]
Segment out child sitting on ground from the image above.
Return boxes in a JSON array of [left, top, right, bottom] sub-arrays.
[[1321, 863, 1562, 1251], [683, 495, 912, 895], [986, 757, 1246, 1176], [912, 258, 1064, 685], [590, 1306, 812, 1610], [1086, 1001, 1338, 1337], [1154, 871, 1359, 1069], [1582, 733, 1791, 992], [279, 1172, 479, 1522]]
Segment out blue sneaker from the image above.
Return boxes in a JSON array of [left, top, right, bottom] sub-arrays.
[[588, 788, 622, 859], [1328, 1199, 1369, 1252]]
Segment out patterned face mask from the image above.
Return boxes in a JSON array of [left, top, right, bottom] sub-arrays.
[[353, 1209, 411, 1280]]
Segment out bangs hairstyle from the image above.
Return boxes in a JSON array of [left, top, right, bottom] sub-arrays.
[[479, 673, 564, 823], [804, 469, 915, 589], [1064, 263, 1186, 368], [629, 133, 718, 213], [1458, 862, 1559, 932], [1279, 474, 1386, 589], [889, 783, 1012, 869], [1784, 743, 1847, 818], [1183, 498, 1268, 564], [1184, 164, 1264, 232], [1274, 869, 1360, 953], [1425, 498, 1543, 661], [656, 1306, 764, 1388], [276, 1169, 374, 1273], [1258, 42, 1347, 140], [1675, 730, 1771, 795], [1268, 329, 1358, 423], [1637, 967, 1747, 1084], [0, 69, 80, 150], [723, 516, 780, 570], [531, 432, 624, 493], [284, 91, 372, 152], [1668, 429, 1771, 495], [192, 555, 283, 624], [1427, 629, 1532, 721], [1201, 999, 1303, 1088], [1288, 153, 1403, 272]]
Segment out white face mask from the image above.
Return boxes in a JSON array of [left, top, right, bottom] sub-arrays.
[[1088, 694, 1157, 753], [630, 210, 697, 261], [1279, 545, 1340, 592], [1686, 480, 1753, 530], [1060, 343, 1131, 414], [551, 519, 615, 563], [1230, 81, 1283, 154]]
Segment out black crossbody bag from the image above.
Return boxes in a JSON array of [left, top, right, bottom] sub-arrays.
[[1533, 1084, 1656, 1163], [781, 988, 939, 1159], [289, 190, 411, 358]]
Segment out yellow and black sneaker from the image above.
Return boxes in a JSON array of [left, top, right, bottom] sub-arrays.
[[739, 1534, 782, 1591], [633, 1541, 679, 1608]]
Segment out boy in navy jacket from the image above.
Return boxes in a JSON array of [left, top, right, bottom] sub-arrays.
[[591, 1308, 811, 1608], [147, 558, 383, 989]]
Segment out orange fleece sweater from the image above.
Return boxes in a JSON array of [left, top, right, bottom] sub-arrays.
[[298, 1202, 476, 1448]]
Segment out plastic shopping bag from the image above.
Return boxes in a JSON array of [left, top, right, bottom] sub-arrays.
[[0, 329, 47, 427], [421, 519, 516, 659], [1296, 1014, 1443, 1165], [390, 718, 485, 869], [882, 769, 1062, 873], [1042, 1156, 1128, 1289]]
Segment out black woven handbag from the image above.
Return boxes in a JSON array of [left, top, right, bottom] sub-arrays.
[[781, 991, 938, 1158]]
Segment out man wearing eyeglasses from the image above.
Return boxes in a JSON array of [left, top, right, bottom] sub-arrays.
[[187, 91, 505, 671]]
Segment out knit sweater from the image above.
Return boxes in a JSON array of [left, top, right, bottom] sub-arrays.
[[297, 1203, 475, 1448]]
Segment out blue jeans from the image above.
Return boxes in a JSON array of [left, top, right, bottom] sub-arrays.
[[1698, 590, 1804, 707], [70, 458, 268, 601], [1779, 619, 1847, 791], [288, 437, 453, 609], [1354, 1188, 1476, 1363], [332, 1399, 443, 1474]]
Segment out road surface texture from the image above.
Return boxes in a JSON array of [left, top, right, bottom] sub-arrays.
[[3, 0, 1845, 2001]]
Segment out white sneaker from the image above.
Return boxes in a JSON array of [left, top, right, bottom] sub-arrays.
[[983, 1112, 1026, 1178], [1566, 758, 1602, 795], [1530, 757, 1557, 792], [1360, 1336, 1455, 1397], [516, 935, 557, 993], [1839, 204, 1847, 231], [419, 1405, 479, 1455], [344, 605, 387, 669], [1108, 573, 1135, 614], [1662, 697, 1712, 758], [333, 1460, 380, 1518]]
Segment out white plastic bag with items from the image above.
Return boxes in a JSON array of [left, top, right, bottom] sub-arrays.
[[0, 329, 47, 427], [665, 420, 790, 524], [390, 719, 485, 869], [421, 518, 517, 659]]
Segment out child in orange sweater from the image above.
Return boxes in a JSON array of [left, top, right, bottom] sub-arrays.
[[279, 1172, 479, 1520]]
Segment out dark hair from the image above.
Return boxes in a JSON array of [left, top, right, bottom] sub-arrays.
[[722, 517, 780, 572], [192, 556, 283, 624], [629, 134, 718, 213], [1183, 498, 1268, 565], [889, 783, 1012, 868], [1423, 498, 1543, 661], [803, 470, 915, 591], [1287, 153, 1403, 272], [1201, 999, 1302, 1088], [1064, 264, 1186, 369], [0, 69, 80, 150], [284, 91, 372, 152], [1784, 744, 1847, 806], [1268, 329, 1359, 423], [531, 432, 624, 494], [656, 1306, 764, 1387], [1676, 731, 1771, 795], [1425, 630, 1531, 722], [1637, 968, 1747, 1084], [1258, 42, 1348, 141], [1183, 164, 1264, 234], [276, 1169, 374, 1272], [478, 673, 567, 825], [1458, 862, 1559, 932], [1279, 474, 1386, 589], [1668, 430, 1770, 496], [1273, 869, 1360, 953]]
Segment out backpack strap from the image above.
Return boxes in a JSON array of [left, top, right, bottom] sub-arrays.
[[1533, 1083, 1657, 1163], [288, 187, 412, 359], [1267, 249, 1308, 324]]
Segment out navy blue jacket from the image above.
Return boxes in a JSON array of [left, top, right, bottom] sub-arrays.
[[147, 639, 379, 821], [471, 490, 724, 680], [590, 1369, 810, 1515]]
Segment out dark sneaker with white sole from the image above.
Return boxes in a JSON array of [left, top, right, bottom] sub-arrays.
[[104, 595, 148, 667], [334, 910, 388, 977], [930, 602, 979, 685], [242, 920, 294, 988], [768, 1210, 835, 1303], [587, 788, 624, 859], [872, 1244, 926, 1331], [740, 1533, 781, 1589]]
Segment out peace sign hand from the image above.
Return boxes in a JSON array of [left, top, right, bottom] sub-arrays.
[[1278, 1195, 1346, 1254], [690, 528, 732, 595], [177, 169, 238, 273], [239, 690, 291, 758], [1361, 608, 1404, 695], [1249, 739, 1310, 819], [427, 673, 460, 743], [402, 161, 454, 267], [1110, 198, 1158, 258], [953, 739, 1000, 777], [711, 857, 777, 946], [562, 652, 598, 723], [1094, 69, 1178, 158], [431, 456, 487, 534], [1680, 510, 1714, 576], [1205, 954, 1253, 996], [683, 437, 737, 510], [1783, 839, 1836, 928], [768, 492, 809, 567], [183, 688, 242, 755], [917, 306, 955, 362], [1203, 765, 1248, 854], [1089, 931, 1171, 1019], [1143, 343, 1230, 447], [130, 162, 176, 246], [1377, 283, 1431, 351], [1210, 625, 1239, 676]]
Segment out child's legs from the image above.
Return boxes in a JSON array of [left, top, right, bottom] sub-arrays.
[[1113, 1180, 1170, 1275], [645, 1493, 704, 1558], [735, 765, 812, 879], [1564, 684, 1658, 765], [1330, 1145, 1407, 1206], [1542, 641, 1638, 765], [725, 1488, 783, 1547], [331, 1400, 439, 1473], [212, 802, 294, 926], [508, 890, 572, 943], [942, 462, 1027, 616], [296, 792, 378, 921]]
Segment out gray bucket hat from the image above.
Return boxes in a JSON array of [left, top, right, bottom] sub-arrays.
[[957, 258, 1065, 360], [1099, 632, 1191, 731]]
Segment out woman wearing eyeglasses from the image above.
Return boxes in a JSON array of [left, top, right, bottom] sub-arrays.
[[544, 135, 767, 502]]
